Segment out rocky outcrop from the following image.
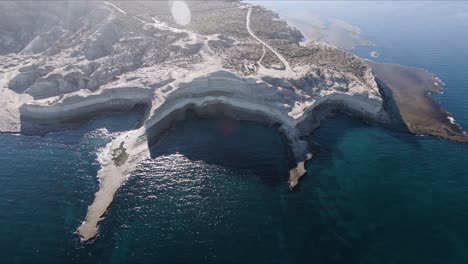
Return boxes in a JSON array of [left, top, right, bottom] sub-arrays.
[[22, 26, 66, 54], [0, 1, 96, 54], [9, 71, 45, 93], [20, 87, 153, 135], [84, 15, 122, 61], [371, 62, 468, 142]]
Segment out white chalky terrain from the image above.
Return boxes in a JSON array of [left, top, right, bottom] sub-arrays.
[[0, 1, 395, 241]]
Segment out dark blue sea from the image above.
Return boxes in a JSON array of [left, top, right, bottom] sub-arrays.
[[1, 2, 467, 263]]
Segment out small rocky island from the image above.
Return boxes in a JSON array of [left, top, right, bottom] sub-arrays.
[[0, 1, 466, 241]]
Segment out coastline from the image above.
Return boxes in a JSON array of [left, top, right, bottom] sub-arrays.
[[19, 69, 384, 241], [0, 0, 466, 243]]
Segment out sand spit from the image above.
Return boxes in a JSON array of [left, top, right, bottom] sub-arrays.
[[77, 126, 150, 241]]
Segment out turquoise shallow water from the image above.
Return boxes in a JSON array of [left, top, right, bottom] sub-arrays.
[[1, 2, 468, 263]]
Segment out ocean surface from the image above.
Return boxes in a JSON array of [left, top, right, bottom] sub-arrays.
[[1, 2, 468, 263]]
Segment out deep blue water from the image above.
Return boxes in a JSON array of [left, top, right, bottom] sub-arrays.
[[1, 2, 468, 263]]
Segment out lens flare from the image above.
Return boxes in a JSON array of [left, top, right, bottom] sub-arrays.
[[170, 0, 191, 26]]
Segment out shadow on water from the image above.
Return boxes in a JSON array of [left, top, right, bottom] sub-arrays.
[[292, 112, 427, 263], [304, 111, 421, 183], [370, 77, 425, 149], [72, 111, 467, 264], [142, 112, 428, 264], [303, 79, 426, 166], [375, 77, 409, 133], [290, 115, 364, 264], [148, 116, 292, 187]]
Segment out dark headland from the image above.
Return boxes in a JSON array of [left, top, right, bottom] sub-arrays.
[[371, 62, 468, 143]]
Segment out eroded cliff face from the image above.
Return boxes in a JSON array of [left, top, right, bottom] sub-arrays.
[[0, 1, 465, 241], [1, 1, 384, 136]]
